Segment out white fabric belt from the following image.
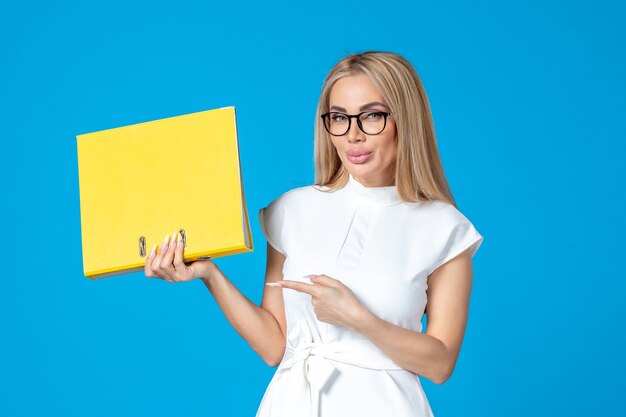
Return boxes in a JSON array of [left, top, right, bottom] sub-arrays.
[[274, 319, 404, 417]]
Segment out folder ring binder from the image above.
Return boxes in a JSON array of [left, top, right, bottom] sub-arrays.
[[178, 228, 187, 249], [139, 236, 146, 257]]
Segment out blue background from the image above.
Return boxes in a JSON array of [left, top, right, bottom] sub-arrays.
[[1, 0, 624, 416]]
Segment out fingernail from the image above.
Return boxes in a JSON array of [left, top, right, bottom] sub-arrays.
[[176, 233, 182, 247], [148, 244, 156, 258], [303, 274, 316, 279], [170, 231, 177, 245], [266, 282, 282, 287], [162, 234, 169, 247]]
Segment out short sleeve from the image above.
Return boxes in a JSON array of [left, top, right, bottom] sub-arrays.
[[258, 195, 287, 256], [427, 207, 484, 275]]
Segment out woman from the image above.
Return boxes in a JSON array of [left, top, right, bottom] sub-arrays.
[[144, 51, 484, 417]]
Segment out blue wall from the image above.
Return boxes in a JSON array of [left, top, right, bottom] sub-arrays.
[[1, 1, 624, 416]]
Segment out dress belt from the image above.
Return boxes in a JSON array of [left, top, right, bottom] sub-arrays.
[[274, 319, 404, 417]]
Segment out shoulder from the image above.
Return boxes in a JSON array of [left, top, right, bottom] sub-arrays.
[[420, 200, 473, 226], [400, 199, 481, 246], [259, 184, 340, 256]]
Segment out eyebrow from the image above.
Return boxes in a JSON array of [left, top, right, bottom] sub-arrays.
[[329, 101, 390, 112]]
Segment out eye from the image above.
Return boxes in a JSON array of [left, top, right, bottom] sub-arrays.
[[364, 111, 384, 120], [330, 113, 347, 122]]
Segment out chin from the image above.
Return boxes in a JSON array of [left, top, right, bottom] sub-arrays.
[[347, 167, 377, 179]]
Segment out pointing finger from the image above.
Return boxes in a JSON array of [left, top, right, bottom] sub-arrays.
[[278, 279, 316, 295]]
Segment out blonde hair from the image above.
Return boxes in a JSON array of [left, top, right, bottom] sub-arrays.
[[313, 50, 457, 207]]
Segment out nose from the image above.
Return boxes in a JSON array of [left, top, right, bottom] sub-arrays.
[[347, 118, 365, 143]]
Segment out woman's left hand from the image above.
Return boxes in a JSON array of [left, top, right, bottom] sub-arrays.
[[276, 275, 371, 332]]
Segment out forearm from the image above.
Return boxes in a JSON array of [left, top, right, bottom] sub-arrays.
[[354, 311, 453, 384], [201, 266, 285, 366]]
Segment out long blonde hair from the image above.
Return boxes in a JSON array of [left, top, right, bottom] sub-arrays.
[[313, 50, 456, 207]]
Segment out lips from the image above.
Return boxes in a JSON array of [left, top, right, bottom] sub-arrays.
[[346, 149, 373, 164], [347, 149, 372, 157]]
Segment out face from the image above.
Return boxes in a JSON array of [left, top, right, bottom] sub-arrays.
[[327, 74, 397, 187]]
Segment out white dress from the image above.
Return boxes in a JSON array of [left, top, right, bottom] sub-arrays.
[[256, 173, 484, 417]]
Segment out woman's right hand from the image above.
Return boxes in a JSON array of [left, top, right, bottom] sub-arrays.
[[144, 231, 217, 283]]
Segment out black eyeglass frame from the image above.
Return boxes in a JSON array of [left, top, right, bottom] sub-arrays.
[[320, 111, 394, 136]]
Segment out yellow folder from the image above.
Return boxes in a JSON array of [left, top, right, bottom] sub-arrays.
[[76, 106, 253, 280]]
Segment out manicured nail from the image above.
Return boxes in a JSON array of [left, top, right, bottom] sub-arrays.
[[162, 234, 169, 247], [266, 282, 282, 287], [170, 231, 177, 245], [176, 233, 182, 247], [148, 244, 156, 258], [303, 274, 317, 279]]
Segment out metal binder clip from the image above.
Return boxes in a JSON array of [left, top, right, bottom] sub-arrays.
[[139, 236, 146, 257]]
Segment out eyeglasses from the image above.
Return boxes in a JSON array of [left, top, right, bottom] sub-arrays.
[[320, 110, 394, 136]]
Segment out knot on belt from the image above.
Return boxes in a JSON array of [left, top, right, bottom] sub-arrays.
[[277, 319, 339, 391]]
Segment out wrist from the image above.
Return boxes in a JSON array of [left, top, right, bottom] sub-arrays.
[[352, 306, 379, 335], [199, 262, 219, 285]]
